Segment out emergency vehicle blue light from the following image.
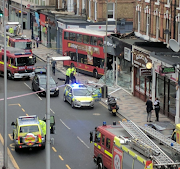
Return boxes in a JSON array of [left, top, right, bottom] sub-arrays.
[[103, 121, 106, 126], [72, 83, 79, 88]]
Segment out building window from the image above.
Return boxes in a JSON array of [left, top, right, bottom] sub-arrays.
[[167, 0, 170, 5], [156, 16, 159, 40], [166, 19, 169, 44], [138, 11, 140, 33], [89, 0, 91, 19], [155, 0, 160, 5], [94, 1, 97, 21], [146, 14, 150, 36], [107, 3, 114, 20]]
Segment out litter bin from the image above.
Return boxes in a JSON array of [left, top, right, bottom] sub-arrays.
[[101, 85, 108, 98]]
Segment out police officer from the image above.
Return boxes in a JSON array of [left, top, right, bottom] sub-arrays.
[[9, 27, 14, 34], [39, 120, 46, 136], [65, 67, 71, 84], [71, 66, 76, 83]]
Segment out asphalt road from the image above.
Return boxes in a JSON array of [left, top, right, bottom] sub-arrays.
[[0, 58, 121, 169]]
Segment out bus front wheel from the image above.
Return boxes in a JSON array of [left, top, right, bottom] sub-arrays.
[[93, 69, 98, 79]]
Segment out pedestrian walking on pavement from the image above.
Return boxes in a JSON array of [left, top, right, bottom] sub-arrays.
[[146, 97, 153, 122], [51, 60, 57, 76], [154, 98, 160, 122], [35, 36, 39, 48], [65, 67, 71, 84]]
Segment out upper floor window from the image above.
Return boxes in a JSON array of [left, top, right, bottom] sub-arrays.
[[165, 0, 170, 7], [155, 0, 160, 5], [107, 3, 115, 20]]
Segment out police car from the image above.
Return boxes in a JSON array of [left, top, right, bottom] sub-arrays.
[[63, 84, 102, 108], [11, 115, 46, 152]]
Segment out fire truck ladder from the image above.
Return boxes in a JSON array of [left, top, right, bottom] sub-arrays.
[[120, 120, 174, 165], [139, 125, 180, 155]]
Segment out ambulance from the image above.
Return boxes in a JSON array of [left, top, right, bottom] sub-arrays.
[[90, 120, 180, 169]]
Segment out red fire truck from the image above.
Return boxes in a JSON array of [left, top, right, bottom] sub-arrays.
[[90, 120, 180, 169], [0, 47, 35, 79]]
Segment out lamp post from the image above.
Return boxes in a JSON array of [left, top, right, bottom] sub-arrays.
[[46, 55, 70, 169], [2, 0, 8, 168]]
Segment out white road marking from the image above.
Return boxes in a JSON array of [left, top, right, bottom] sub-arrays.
[[36, 94, 42, 100], [77, 136, 90, 149], [50, 108, 55, 114], [24, 82, 31, 89], [60, 119, 71, 130]]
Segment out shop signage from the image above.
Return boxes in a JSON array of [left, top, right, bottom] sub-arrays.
[[48, 19, 56, 27], [133, 50, 152, 68], [35, 12, 40, 26], [139, 68, 152, 76], [58, 21, 66, 29], [40, 14, 46, 27], [161, 67, 175, 74], [124, 47, 131, 61]]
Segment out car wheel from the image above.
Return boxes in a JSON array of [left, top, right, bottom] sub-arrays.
[[15, 146, 19, 152], [12, 132, 14, 139], [71, 101, 74, 108], [63, 95, 66, 102], [97, 159, 103, 169]]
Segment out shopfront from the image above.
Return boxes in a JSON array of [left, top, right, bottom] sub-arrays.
[[132, 48, 152, 102], [48, 16, 57, 49], [57, 21, 66, 54], [40, 13, 48, 46], [32, 12, 40, 40], [9, 3, 30, 29], [153, 61, 177, 120]]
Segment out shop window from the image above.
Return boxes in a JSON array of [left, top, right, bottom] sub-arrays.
[[169, 81, 176, 115], [90, 36, 97, 46], [64, 31, 69, 40], [77, 34, 82, 42], [97, 38, 103, 46], [106, 138, 111, 149], [69, 33, 76, 41], [83, 35, 90, 44]]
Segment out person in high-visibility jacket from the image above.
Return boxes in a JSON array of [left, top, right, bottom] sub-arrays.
[[70, 66, 76, 83], [9, 27, 14, 34], [39, 120, 46, 136], [65, 67, 71, 84]]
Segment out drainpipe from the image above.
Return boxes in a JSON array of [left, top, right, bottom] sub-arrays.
[[174, 0, 176, 38]]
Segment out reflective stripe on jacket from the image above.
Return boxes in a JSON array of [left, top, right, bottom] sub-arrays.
[[39, 120, 46, 135]]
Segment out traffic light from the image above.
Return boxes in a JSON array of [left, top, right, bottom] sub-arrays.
[[0, 9, 3, 17]]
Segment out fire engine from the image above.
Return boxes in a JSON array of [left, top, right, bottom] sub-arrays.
[[90, 120, 180, 169], [0, 47, 35, 79]]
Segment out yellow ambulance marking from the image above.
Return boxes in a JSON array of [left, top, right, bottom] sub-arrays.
[[66, 164, 71, 169], [52, 147, 57, 152], [8, 134, 13, 141], [22, 108, 25, 112], [58, 155, 64, 161]]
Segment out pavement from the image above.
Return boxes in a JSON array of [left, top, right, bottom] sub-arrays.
[[0, 29, 175, 169]]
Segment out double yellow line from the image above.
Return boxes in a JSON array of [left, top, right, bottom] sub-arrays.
[[0, 133, 20, 169]]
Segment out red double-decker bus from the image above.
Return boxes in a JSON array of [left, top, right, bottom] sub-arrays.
[[62, 28, 112, 78]]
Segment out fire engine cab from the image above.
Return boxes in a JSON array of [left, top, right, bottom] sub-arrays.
[[90, 120, 180, 169], [0, 47, 35, 79]]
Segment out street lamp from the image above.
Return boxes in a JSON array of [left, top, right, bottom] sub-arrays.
[[46, 55, 70, 169]]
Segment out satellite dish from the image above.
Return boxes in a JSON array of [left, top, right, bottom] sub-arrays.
[[169, 39, 180, 52]]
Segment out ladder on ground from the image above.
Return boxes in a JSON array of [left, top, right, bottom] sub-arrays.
[[139, 125, 180, 155], [120, 120, 174, 165]]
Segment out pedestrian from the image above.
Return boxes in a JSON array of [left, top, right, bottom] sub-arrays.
[[6, 25, 9, 32], [146, 97, 153, 122], [35, 36, 39, 48], [154, 98, 160, 122], [65, 67, 71, 84], [51, 60, 57, 76], [14, 25, 18, 35], [9, 27, 14, 34]]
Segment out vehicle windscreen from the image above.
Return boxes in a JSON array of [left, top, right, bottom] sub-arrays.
[[15, 56, 34, 66], [15, 42, 32, 49], [39, 78, 55, 85], [73, 89, 91, 96], [19, 125, 39, 133]]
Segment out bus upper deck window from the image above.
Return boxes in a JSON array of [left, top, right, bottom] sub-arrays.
[[77, 34, 82, 42], [98, 38, 103, 46], [64, 31, 69, 40], [90, 36, 97, 46], [69, 33, 76, 41], [83, 35, 90, 44]]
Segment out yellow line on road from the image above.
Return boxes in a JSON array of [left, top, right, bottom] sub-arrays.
[[52, 147, 57, 152], [18, 104, 21, 107], [7, 147, 20, 169], [66, 164, 71, 169], [58, 155, 64, 161], [0, 133, 19, 169], [100, 101, 107, 108], [8, 104, 19, 106], [21, 108, 25, 112], [8, 134, 13, 141], [26, 114, 29, 116], [10, 143, 15, 148]]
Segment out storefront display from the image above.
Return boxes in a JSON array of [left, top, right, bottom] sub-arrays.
[[33, 12, 40, 40], [40, 14, 47, 46], [48, 17, 57, 49]]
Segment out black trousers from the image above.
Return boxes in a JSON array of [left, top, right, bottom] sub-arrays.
[[155, 108, 160, 121], [65, 75, 69, 84]]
